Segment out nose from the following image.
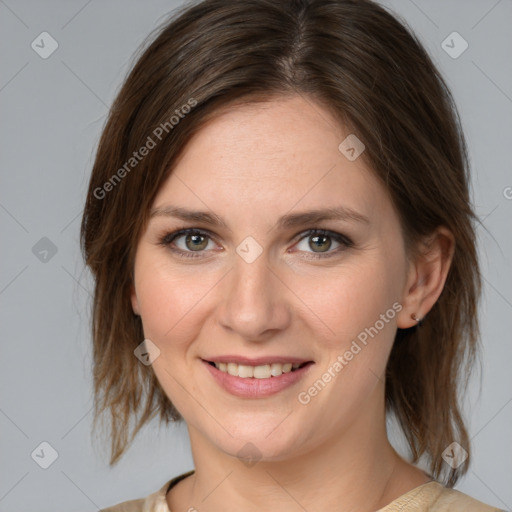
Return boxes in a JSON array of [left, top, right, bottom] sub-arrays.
[[216, 252, 292, 342]]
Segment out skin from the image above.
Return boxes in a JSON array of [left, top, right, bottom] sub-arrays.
[[130, 95, 454, 512]]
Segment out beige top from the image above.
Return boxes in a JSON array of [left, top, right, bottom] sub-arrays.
[[100, 470, 503, 512]]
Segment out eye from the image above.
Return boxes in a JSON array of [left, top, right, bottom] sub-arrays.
[[159, 227, 353, 260], [293, 229, 353, 258], [159, 228, 218, 258]]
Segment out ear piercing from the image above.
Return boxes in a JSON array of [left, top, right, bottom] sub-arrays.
[[411, 313, 423, 326]]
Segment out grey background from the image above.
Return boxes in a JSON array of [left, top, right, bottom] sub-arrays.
[[0, 0, 511, 510]]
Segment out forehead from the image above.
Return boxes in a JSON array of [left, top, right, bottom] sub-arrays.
[[153, 95, 392, 225], [178, 96, 346, 176]]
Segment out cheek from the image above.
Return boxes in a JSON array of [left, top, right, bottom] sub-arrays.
[[134, 263, 207, 406], [293, 260, 403, 427], [292, 256, 403, 351], [134, 256, 217, 347]]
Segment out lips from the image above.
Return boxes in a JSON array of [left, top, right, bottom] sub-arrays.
[[201, 356, 314, 398], [202, 355, 311, 365]]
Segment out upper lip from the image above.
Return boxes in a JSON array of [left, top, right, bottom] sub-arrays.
[[202, 355, 313, 365]]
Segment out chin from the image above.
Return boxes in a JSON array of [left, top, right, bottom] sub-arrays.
[[201, 414, 312, 463]]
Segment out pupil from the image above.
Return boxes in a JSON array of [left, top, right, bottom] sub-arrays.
[[187, 234, 207, 251], [310, 235, 331, 252]]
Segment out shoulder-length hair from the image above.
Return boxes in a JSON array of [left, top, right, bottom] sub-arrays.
[[81, 0, 481, 486]]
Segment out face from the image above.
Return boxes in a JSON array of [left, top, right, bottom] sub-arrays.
[[131, 95, 413, 461]]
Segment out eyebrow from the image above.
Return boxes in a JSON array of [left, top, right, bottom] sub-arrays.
[[150, 205, 370, 230]]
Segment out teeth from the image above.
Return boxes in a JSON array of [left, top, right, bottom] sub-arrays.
[[253, 364, 270, 379], [227, 363, 238, 376], [213, 361, 304, 378], [238, 364, 254, 378]]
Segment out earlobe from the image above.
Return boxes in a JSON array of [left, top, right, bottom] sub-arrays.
[[397, 226, 455, 329], [397, 263, 423, 329]]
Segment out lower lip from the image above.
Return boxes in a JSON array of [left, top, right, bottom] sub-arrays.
[[202, 360, 314, 398]]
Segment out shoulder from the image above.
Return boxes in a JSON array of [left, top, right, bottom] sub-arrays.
[[431, 484, 504, 512], [380, 481, 503, 511], [99, 470, 195, 512], [99, 485, 165, 512], [100, 495, 146, 512]]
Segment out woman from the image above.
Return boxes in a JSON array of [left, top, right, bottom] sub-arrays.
[[81, 0, 502, 510]]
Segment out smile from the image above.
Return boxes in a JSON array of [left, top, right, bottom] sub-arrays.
[[202, 358, 314, 398], [209, 361, 306, 378]]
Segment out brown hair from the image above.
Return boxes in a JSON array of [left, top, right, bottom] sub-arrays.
[[81, 0, 481, 486]]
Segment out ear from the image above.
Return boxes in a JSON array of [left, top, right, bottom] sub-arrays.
[[397, 226, 455, 329], [130, 282, 141, 316]]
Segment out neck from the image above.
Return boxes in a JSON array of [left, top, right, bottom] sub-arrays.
[[168, 388, 430, 512]]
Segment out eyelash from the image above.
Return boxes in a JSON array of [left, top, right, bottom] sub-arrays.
[[158, 228, 354, 260]]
